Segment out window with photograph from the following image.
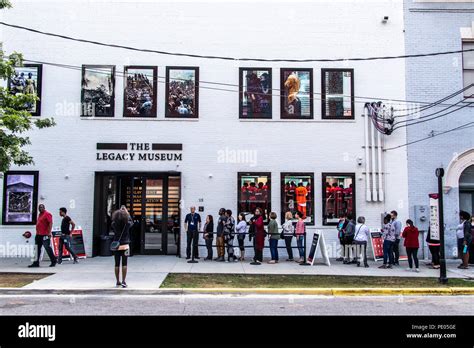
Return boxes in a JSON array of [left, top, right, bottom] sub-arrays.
[[124, 66, 157, 117], [166, 67, 199, 118], [322, 173, 355, 225], [8, 64, 42, 116], [462, 41, 474, 100], [321, 68, 354, 119], [281, 68, 313, 119], [281, 173, 314, 225], [238, 173, 271, 224], [81, 65, 115, 117], [2, 171, 39, 225], [239, 68, 272, 119]]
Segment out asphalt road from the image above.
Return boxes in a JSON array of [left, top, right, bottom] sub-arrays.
[[0, 294, 473, 316]]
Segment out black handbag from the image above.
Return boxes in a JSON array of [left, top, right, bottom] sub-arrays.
[[110, 224, 126, 252]]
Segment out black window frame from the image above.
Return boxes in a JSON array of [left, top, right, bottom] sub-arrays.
[[81, 65, 116, 117], [123, 65, 158, 118], [321, 68, 355, 120], [165, 66, 199, 119], [280, 172, 315, 226], [280, 68, 314, 120], [237, 172, 271, 224], [7, 64, 43, 117], [239, 67, 273, 119], [2, 171, 39, 225], [321, 172, 356, 226]]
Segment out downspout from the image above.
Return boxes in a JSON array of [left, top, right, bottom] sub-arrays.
[[377, 126, 384, 202], [364, 107, 372, 201], [370, 109, 378, 201]]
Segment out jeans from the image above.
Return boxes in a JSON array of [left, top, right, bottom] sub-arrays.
[[284, 236, 293, 260], [457, 238, 465, 260], [186, 230, 199, 258], [205, 238, 213, 259], [216, 236, 225, 258], [269, 239, 279, 261], [429, 245, 440, 266], [383, 239, 394, 265], [237, 235, 245, 252], [406, 247, 419, 269], [225, 236, 234, 259], [354, 240, 367, 265], [58, 234, 77, 262], [34, 235, 57, 264], [296, 235, 305, 258], [392, 239, 400, 264]]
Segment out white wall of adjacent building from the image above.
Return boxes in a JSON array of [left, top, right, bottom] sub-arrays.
[[0, 0, 409, 258]]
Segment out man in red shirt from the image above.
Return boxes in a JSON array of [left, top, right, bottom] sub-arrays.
[[28, 204, 57, 267]]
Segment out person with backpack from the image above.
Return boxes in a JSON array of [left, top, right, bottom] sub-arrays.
[[458, 211, 472, 269], [267, 212, 280, 264], [336, 213, 348, 262], [379, 214, 396, 269], [402, 219, 420, 272], [343, 213, 356, 264], [295, 210, 306, 263], [282, 211, 295, 261], [224, 209, 237, 262], [353, 216, 370, 268]]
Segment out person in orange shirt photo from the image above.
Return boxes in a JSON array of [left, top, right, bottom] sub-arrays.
[[295, 182, 308, 218]]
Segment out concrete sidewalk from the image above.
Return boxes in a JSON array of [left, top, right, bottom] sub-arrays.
[[0, 255, 473, 291]]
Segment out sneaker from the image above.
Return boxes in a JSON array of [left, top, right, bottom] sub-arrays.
[[336, 257, 344, 262], [268, 260, 276, 264], [28, 262, 40, 268], [73, 258, 79, 264], [121, 282, 128, 288], [414, 268, 420, 273], [298, 258, 304, 263], [406, 267, 412, 271], [364, 264, 370, 268], [378, 264, 387, 269], [49, 262, 56, 267]]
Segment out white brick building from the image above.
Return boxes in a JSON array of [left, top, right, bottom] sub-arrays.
[[0, 0, 409, 258]]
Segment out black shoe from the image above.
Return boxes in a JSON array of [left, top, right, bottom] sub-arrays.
[[357, 262, 361, 267], [195, 257, 200, 260], [57, 259, 62, 265], [49, 262, 57, 267], [364, 264, 370, 268], [186, 256, 191, 260], [121, 282, 128, 288], [28, 262, 39, 268], [336, 257, 344, 262], [116, 282, 121, 287], [73, 258, 78, 264]]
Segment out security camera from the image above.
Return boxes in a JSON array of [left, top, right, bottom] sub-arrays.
[[382, 16, 389, 23], [356, 157, 363, 166]]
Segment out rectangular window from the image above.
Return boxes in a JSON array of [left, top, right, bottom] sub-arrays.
[[462, 41, 474, 99], [238, 173, 271, 224], [321, 68, 354, 119], [166, 67, 199, 118], [8, 64, 42, 116], [2, 171, 39, 225], [322, 173, 355, 225], [123, 66, 157, 117], [281, 173, 314, 225], [81, 65, 116, 117], [280, 68, 313, 119], [239, 68, 272, 119]]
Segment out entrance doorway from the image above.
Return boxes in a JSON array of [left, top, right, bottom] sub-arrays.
[[93, 172, 181, 256], [459, 165, 474, 214]]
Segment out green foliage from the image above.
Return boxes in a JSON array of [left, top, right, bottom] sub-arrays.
[[0, 0, 12, 10], [0, 49, 56, 173]]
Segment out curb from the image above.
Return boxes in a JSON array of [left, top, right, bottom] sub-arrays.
[[0, 287, 473, 296]]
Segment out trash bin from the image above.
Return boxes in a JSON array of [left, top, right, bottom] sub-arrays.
[[100, 235, 114, 256]]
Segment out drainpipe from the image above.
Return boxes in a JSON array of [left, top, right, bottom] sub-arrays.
[[377, 126, 384, 202], [364, 107, 372, 201], [370, 109, 378, 202]]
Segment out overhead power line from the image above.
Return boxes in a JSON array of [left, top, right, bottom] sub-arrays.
[[2, 21, 474, 63]]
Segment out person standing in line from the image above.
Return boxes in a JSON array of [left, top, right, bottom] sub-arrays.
[[267, 212, 280, 264], [402, 219, 420, 272], [458, 211, 472, 269], [391, 210, 402, 266], [282, 211, 295, 261], [343, 214, 356, 264], [203, 215, 214, 261], [57, 207, 78, 264], [184, 206, 201, 260], [426, 226, 440, 269], [379, 214, 395, 269], [236, 213, 247, 261], [336, 213, 348, 262], [28, 204, 57, 268], [215, 208, 227, 262], [224, 209, 237, 262], [111, 206, 133, 288], [295, 210, 306, 263], [252, 207, 265, 264], [353, 216, 370, 268]]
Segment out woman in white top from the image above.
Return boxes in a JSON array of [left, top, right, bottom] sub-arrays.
[[236, 213, 247, 261], [282, 211, 295, 261], [353, 216, 370, 268]]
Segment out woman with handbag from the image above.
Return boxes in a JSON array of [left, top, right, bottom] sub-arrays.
[[282, 211, 295, 261], [111, 207, 133, 288]]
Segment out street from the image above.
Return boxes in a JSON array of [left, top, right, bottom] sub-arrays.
[[0, 294, 473, 316]]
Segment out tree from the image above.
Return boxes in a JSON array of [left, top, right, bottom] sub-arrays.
[[0, 0, 55, 173]]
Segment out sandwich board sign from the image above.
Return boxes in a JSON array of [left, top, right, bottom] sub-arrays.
[[307, 230, 330, 266], [369, 228, 384, 261]]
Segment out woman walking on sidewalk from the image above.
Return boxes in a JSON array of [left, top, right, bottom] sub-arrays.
[[111, 207, 133, 288], [295, 211, 306, 263], [282, 211, 295, 261], [236, 213, 247, 261], [402, 219, 420, 272], [267, 212, 280, 264], [379, 214, 395, 269], [203, 215, 214, 260]]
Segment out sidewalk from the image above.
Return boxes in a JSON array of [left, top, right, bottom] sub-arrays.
[[0, 255, 472, 292]]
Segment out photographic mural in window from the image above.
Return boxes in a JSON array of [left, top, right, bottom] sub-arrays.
[[238, 173, 271, 223], [8, 64, 42, 116], [322, 173, 355, 225], [239, 68, 272, 119], [281, 173, 314, 225], [281, 68, 313, 119], [2, 171, 39, 225], [321, 69, 354, 119], [81, 65, 115, 117]]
